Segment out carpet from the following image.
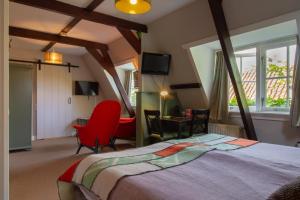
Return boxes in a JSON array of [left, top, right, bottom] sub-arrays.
[[10, 137, 134, 200]]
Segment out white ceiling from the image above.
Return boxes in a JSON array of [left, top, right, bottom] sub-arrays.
[[202, 20, 298, 50], [9, 0, 196, 55]]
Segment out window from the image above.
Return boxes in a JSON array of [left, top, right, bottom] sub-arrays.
[[229, 48, 257, 111], [116, 62, 138, 107], [228, 37, 296, 112], [129, 70, 138, 107]]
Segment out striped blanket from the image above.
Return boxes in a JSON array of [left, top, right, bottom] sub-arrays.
[[58, 134, 258, 200]]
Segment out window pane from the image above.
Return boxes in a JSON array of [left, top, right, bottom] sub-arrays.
[[266, 78, 288, 107], [229, 48, 257, 108], [289, 45, 296, 77], [228, 80, 237, 107], [130, 71, 138, 107], [288, 78, 293, 106], [228, 81, 256, 107], [243, 81, 256, 106], [242, 57, 256, 81], [266, 47, 288, 78]]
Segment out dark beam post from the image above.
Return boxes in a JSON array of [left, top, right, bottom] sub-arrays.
[[9, 26, 108, 50], [208, 0, 257, 140], [10, 0, 148, 33], [42, 0, 105, 52], [117, 27, 141, 54], [86, 48, 136, 117]]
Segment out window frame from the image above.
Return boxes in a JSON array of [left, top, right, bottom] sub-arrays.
[[227, 36, 297, 113]]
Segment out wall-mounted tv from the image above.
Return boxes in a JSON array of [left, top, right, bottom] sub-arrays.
[[141, 52, 171, 75], [75, 81, 99, 96]]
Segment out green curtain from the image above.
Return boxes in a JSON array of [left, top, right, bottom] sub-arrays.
[[290, 37, 300, 127], [209, 51, 228, 122]]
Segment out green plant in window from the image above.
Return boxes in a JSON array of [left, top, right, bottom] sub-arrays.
[[266, 97, 287, 107], [229, 97, 238, 106], [229, 97, 255, 106], [246, 99, 256, 106], [267, 64, 287, 77]]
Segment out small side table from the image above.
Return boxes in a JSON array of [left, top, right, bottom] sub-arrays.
[[74, 118, 89, 145], [76, 118, 89, 126]]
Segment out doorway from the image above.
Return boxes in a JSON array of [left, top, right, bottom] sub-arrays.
[[9, 63, 33, 150]]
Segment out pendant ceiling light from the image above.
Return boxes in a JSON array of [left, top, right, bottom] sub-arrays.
[[115, 0, 151, 15], [44, 50, 63, 64]]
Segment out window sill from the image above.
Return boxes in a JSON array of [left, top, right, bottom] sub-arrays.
[[229, 111, 290, 122]]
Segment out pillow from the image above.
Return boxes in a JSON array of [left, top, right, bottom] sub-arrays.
[[267, 177, 300, 200]]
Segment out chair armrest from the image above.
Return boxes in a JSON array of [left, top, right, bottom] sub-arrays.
[[73, 124, 86, 132], [119, 118, 136, 123]]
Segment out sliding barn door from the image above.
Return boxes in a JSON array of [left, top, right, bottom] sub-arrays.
[[37, 65, 72, 139]]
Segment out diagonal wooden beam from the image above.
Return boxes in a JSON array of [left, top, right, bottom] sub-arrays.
[[117, 27, 141, 54], [208, 0, 257, 140], [9, 26, 108, 50], [86, 48, 135, 117], [10, 0, 148, 33], [42, 0, 105, 52]]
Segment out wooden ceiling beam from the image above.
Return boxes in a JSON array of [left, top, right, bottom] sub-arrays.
[[117, 27, 141, 54], [9, 26, 109, 50], [10, 0, 148, 33], [86, 48, 136, 117], [42, 0, 105, 52], [208, 0, 257, 140]]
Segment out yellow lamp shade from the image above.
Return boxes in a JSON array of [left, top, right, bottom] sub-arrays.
[[115, 0, 151, 15], [44, 51, 63, 64]]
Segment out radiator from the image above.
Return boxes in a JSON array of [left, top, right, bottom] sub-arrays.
[[208, 123, 243, 138]]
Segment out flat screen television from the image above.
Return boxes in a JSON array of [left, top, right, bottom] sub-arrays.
[[75, 81, 99, 96], [141, 52, 171, 75]]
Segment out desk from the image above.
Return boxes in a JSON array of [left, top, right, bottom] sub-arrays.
[[160, 116, 192, 139]]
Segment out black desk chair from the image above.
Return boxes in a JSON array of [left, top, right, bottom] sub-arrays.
[[190, 109, 210, 136], [144, 110, 181, 144]]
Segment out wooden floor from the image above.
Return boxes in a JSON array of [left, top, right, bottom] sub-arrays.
[[10, 137, 134, 200]]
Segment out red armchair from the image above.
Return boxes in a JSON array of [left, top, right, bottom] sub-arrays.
[[113, 117, 136, 140], [73, 100, 121, 154]]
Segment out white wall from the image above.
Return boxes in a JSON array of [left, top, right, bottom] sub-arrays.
[[0, 0, 9, 199], [9, 48, 103, 137], [190, 45, 215, 104], [142, 0, 300, 108], [141, 0, 300, 145], [230, 113, 300, 146], [83, 52, 138, 116], [82, 53, 119, 100], [109, 37, 137, 65]]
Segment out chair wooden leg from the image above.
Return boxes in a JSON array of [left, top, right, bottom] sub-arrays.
[[94, 138, 100, 154], [76, 144, 83, 154], [109, 137, 117, 150]]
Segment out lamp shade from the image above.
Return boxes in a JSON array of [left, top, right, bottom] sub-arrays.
[[44, 51, 63, 64], [115, 0, 151, 15], [160, 90, 169, 97]]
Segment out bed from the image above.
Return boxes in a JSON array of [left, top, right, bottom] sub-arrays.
[[58, 133, 300, 200]]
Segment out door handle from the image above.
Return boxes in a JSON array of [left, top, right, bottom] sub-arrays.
[[68, 97, 72, 104]]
